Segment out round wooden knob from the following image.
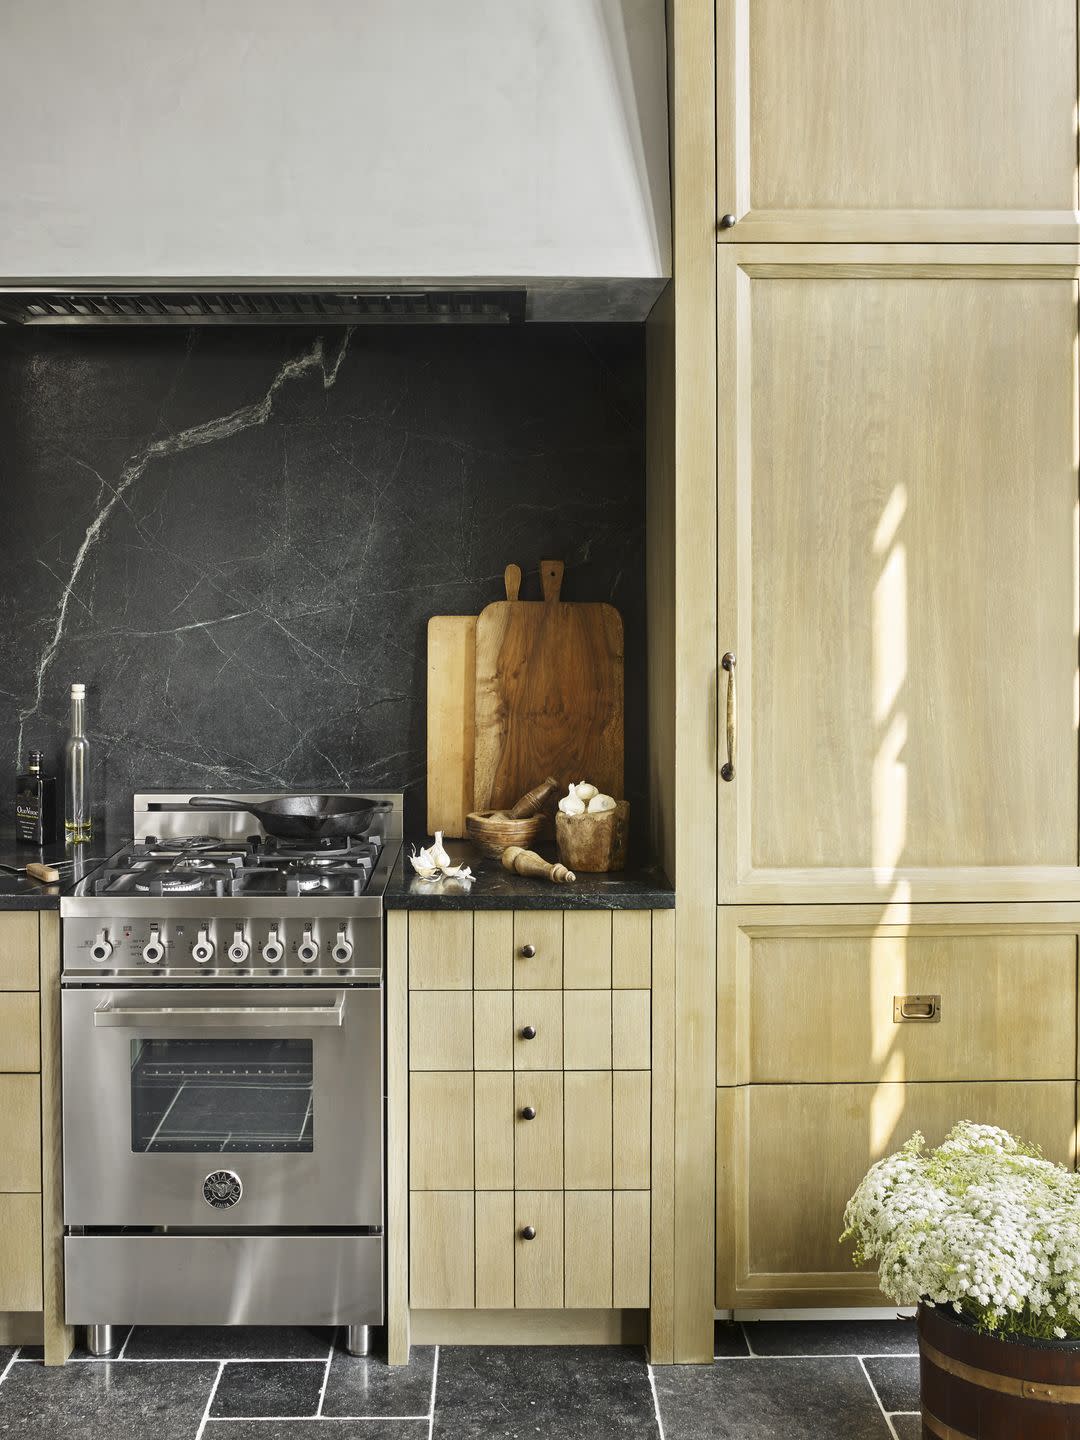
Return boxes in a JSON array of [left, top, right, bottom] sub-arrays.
[[519, 944, 536, 958], [520, 1025, 536, 1040], [520, 1225, 536, 1241], [520, 1106, 536, 1120]]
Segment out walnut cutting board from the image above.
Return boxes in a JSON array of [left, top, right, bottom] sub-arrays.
[[473, 560, 624, 814]]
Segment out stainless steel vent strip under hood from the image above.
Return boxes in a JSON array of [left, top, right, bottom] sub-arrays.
[[0, 288, 527, 326]]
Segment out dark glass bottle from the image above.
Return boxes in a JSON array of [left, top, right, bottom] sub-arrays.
[[15, 750, 57, 847]]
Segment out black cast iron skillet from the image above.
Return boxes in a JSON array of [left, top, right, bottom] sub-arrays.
[[188, 794, 390, 840]]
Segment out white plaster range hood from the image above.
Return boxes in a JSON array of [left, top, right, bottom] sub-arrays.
[[0, 0, 670, 324]]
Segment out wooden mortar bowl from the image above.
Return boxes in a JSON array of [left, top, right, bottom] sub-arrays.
[[466, 809, 545, 859], [556, 800, 630, 872]]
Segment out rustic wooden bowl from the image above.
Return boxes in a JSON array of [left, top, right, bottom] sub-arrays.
[[466, 809, 545, 859], [556, 800, 630, 872]]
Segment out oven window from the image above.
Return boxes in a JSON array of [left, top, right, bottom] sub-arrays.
[[130, 1038, 314, 1153]]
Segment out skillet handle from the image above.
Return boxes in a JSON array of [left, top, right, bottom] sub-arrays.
[[186, 796, 239, 809]]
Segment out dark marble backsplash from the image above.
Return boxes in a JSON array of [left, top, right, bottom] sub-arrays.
[[0, 324, 645, 840]]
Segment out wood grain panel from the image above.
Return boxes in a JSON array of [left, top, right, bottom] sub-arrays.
[[613, 1071, 651, 1190], [719, 251, 1080, 902], [513, 992, 562, 1071], [564, 912, 612, 988], [427, 615, 477, 837], [473, 990, 513, 1071], [0, 1076, 40, 1192], [475, 1191, 514, 1308], [386, 911, 410, 1364], [563, 990, 612, 1070], [409, 912, 472, 990], [613, 1191, 651, 1308], [475, 1072, 514, 1190], [719, 0, 1077, 240], [0, 914, 38, 990], [512, 912, 562, 989], [649, 909, 675, 1361], [612, 991, 650, 1070], [0, 994, 39, 1072], [564, 1191, 612, 1308], [564, 1071, 612, 1191], [38, 910, 71, 1364], [409, 1073, 474, 1191], [409, 991, 473, 1071], [0, 1194, 42, 1310], [410, 1191, 474, 1309], [514, 1072, 563, 1191], [612, 912, 651, 989], [514, 1191, 563, 1308], [731, 1081, 1075, 1305], [474, 912, 513, 989]]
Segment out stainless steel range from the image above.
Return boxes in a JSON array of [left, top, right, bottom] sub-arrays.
[[60, 791, 402, 1359]]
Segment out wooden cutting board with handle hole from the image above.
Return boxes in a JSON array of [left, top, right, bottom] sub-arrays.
[[427, 565, 522, 836], [473, 559, 624, 815]]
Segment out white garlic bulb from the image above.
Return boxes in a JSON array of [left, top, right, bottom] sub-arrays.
[[574, 781, 599, 803], [431, 830, 451, 869], [409, 846, 440, 879], [587, 793, 616, 814], [558, 785, 586, 816]]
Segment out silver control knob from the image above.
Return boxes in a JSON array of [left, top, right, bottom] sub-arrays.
[[191, 928, 215, 965], [332, 928, 354, 965], [227, 928, 251, 965], [261, 928, 284, 965], [90, 929, 114, 963], [297, 927, 319, 965], [142, 925, 165, 966]]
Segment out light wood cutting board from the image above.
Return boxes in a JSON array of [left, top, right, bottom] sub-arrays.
[[473, 560, 624, 814], [426, 565, 523, 836]]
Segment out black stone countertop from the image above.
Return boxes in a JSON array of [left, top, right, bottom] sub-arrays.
[[0, 837, 116, 910], [385, 838, 674, 910]]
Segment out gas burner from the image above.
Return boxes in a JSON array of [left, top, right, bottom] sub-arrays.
[[138, 835, 224, 853], [132, 864, 232, 896]]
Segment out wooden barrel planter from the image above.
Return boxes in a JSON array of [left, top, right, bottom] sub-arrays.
[[919, 1303, 1080, 1438]]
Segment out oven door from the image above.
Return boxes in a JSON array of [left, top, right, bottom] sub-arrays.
[[62, 987, 382, 1229]]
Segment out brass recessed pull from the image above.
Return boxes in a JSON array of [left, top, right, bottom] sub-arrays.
[[721, 652, 737, 782], [893, 994, 941, 1023]]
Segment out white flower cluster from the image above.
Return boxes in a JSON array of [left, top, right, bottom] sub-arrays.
[[842, 1122, 1080, 1342]]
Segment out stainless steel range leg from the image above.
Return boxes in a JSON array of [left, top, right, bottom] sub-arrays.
[[86, 1324, 119, 1356], [346, 1324, 372, 1357]]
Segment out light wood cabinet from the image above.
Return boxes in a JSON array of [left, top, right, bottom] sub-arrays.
[[717, 1080, 1076, 1309], [716, 0, 1078, 242], [717, 247, 1080, 905]]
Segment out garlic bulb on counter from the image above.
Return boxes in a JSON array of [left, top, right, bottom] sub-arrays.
[[409, 833, 473, 882], [558, 785, 586, 816]]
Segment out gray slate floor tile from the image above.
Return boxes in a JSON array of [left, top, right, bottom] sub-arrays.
[[745, 1321, 918, 1357], [713, 1324, 750, 1358], [206, 1425, 427, 1439], [123, 1325, 334, 1360], [654, 1356, 891, 1440], [433, 1345, 657, 1439], [0, 1349, 16, 1378], [17, 1327, 133, 1363], [321, 1343, 435, 1417], [210, 1360, 326, 1418], [890, 1416, 922, 1440], [0, 1357, 218, 1439], [864, 1356, 919, 1413]]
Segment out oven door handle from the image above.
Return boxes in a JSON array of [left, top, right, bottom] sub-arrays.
[[91, 993, 347, 1028]]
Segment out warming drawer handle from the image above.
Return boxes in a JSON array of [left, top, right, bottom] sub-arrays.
[[893, 994, 941, 1023], [92, 994, 347, 1029]]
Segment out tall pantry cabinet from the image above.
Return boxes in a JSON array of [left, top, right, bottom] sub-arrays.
[[650, 0, 1080, 1356]]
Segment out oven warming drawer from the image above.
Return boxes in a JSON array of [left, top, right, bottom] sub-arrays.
[[64, 1233, 383, 1327]]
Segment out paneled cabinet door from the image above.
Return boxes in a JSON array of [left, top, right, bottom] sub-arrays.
[[716, 0, 1078, 241], [717, 247, 1080, 904]]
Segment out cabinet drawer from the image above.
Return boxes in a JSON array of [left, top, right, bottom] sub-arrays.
[[513, 991, 562, 1069], [409, 913, 472, 990], [0, 993, 40, 1072], [410, 1191, 474, 1308], [512, 913, 563, 989], [0, 914, 38, 991], [514, 1190, 564, 1307], [722, 908, 1078, 1084], [0, 1193, 42, 1310], [717, 1079, 1076, 1309], [409, 991, 473, 1071], [0, 1075, 41, 1191]]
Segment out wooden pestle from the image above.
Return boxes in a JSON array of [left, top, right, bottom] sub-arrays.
[[501, 845, 576, 884], [508, 775, 559, 820]]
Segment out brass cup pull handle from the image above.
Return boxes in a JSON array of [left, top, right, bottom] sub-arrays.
[[520, 1225, 536, 1241], [520, 1025, 537, 1040], [519, 944, 536, 958], [893, 994, 941, 1023], [520, 1106, 536, 1120], [721, 651, 737, 782]]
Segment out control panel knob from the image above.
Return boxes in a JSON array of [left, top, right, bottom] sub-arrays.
[[227, 928, 251, 965], [90, 930, 114, 963], [261, 928, 284, 965], [191, 928, 215, 965], [141, 925, 165, 966], [332, 928, 354, 965], [297, 927, 319, 965]]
